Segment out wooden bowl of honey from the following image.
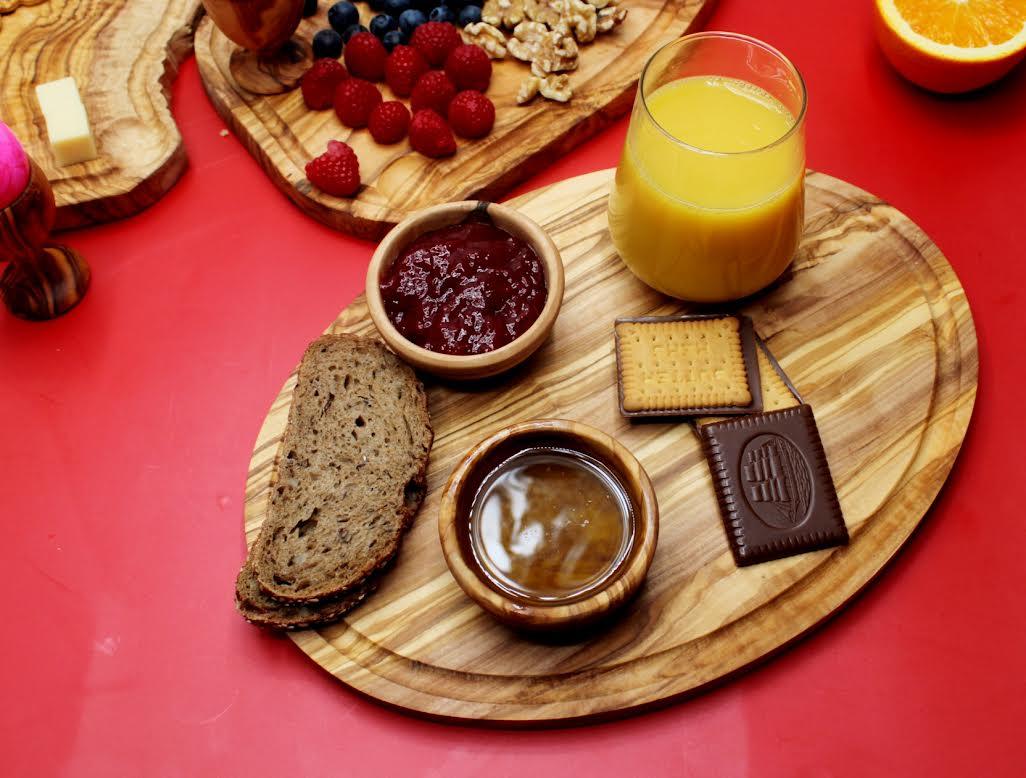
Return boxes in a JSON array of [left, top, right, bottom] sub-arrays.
[[366, 201, 564, 380], [438, 419, 659, 631]]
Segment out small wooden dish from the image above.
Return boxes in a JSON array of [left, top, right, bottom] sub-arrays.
[[365, 201, 564, 380], [438, 419, 659, 631]]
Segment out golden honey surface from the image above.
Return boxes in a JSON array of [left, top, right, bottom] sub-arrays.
[[470, 449, 633, 602]]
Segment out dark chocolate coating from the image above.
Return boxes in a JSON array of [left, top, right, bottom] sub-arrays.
[[700, 404, 848, 565]]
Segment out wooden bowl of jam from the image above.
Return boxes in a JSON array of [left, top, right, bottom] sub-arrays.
[[366, 201, 564, 380], [438, 419, 659, 631]]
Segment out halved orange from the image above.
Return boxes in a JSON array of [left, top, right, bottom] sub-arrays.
[[874, 0, 1026, 92]]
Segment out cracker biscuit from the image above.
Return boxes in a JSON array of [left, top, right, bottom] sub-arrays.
[[697, 337, 800, 426], [614, 314, 762, 416], [756, 346, 799, 412]]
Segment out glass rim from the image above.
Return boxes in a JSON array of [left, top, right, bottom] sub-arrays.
[[638, 31, 808, 158]]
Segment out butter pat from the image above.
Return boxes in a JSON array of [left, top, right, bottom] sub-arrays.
[[35, 77, 98, 166]]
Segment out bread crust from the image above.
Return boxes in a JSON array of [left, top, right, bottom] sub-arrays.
[[235, 557, 378, 630], [244, 334, 433, 607]]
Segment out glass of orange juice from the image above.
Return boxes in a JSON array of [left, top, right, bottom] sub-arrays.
[[608, 32, 808, 303]]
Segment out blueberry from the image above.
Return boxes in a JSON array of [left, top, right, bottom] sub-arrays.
[[383, 0, 412, 15], [303, 0, 318, 17], [341, 23, 368, 42], [429, 5, 454, 23], [312, 28, 343, 58], [412, 0, 435, 12], [327, 2, 359, 33], [369, 13, 398, 37], [457, 5, 480, 25], [381, 29, 406, 51], [398, 8, 427, 35], [462, 0, 483, 6]]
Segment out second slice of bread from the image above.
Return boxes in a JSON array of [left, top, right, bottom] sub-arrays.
[[236, 555, 377, 630], [253, 334, 433, 603]]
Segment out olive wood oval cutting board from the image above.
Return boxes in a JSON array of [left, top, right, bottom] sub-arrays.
[[243, 168, 978, 723], [194, 0, 714, 239], [0, 0, 201, 229]]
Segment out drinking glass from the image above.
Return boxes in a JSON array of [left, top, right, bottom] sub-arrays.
[[607, 32, 808, 303]]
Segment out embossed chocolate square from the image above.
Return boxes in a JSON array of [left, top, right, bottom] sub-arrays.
[[699, 405, 848, 566]]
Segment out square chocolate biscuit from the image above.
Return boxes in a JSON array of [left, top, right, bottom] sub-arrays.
[[699, 405, 848, 566]]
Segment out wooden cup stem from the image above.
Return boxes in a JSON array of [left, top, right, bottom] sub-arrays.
[[229, 35, 312, 95], [0, 159, 90, 320], [200, 0, 311, 95]]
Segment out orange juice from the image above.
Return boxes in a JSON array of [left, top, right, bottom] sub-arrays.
[[609, 71, 806, 302]]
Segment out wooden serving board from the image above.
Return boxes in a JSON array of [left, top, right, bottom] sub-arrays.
[[0, 0, 202, 230], [244, 169, 977, 723], [194, 1, 714, 239]]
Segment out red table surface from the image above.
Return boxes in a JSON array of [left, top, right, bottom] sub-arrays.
[[2, 1, 1024, 775]]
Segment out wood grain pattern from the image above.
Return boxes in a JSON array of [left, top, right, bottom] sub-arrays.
[[243, 169, 978, 723], [0, 0, 202, 230], [0, 158, 90, 319], [0, 0, 46, 14], [437, 419, 659, 630], [194, 0, 715, 239], [201, 0, 313, 94]]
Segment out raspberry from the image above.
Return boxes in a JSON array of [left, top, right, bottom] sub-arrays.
[[444, 43, 491, 92], [344, 32, 388, 81], [447, 90, 495, 139], [409, 109, 456, 158], [410, 70, 456, 115], [368, 100, 411, 144], [384, 45, 429, 98], [300, 58, 349, 109], [409, 21, 462, 67], [305, 140, 360, 197], [334, 78, 383, 128]]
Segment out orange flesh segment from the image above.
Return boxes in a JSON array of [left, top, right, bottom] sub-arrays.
[[893, 0, 1026, 46]]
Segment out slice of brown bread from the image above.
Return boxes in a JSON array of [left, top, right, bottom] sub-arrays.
[[253, 334, 433, 603], [235, 556, 376, 630]]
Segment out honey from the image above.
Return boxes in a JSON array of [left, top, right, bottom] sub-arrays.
[[469, 447, 634, 603]]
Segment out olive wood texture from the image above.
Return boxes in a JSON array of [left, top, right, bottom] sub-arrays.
[[0, 0, 202, 230], [0, 159, 90, 319], [200, 0, 312, 94], [194, 0, 715, 239], [243, 169, 978, 723], [366, 201, 564, 380], [228, 37, 313, 95], [0, 0, 45, 14], [438, 419, 659, 630]]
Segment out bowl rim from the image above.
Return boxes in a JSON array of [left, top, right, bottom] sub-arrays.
[[365, 200, 564, 376], [438, 419, 660, 630]]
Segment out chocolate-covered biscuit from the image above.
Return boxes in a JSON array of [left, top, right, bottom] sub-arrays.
[[700, 405, 848, 565]]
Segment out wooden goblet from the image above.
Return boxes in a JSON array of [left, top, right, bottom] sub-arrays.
[[0, 159, 90, 320], [201, 0, 312, 95]]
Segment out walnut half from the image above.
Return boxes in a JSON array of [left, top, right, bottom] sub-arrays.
[[516, 75, 542, 104], [539, 73, 573, 102], [517, 73, 573, 103], [462, 22, 509, 59]]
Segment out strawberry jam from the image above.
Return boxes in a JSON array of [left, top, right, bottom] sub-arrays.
[[380, 215, 547, 356]]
